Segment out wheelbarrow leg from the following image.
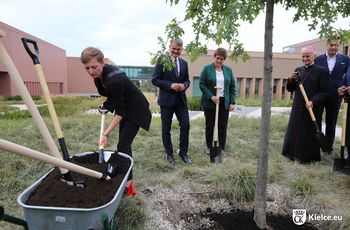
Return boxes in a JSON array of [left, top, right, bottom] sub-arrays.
[[88, 213, 108, 230], [0, 206, 28, 230]]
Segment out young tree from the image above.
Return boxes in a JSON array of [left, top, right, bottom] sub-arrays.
[[152, 0, 350, 228]]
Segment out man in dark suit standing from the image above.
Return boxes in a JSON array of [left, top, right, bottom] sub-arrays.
[[152, 38, 192, 165], [314, 38, 350, 153]]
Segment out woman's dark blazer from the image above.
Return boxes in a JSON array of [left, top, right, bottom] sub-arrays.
[[94, 64, 152, 131]]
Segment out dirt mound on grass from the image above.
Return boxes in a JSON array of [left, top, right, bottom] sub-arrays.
[[181, 209, 318, 230]]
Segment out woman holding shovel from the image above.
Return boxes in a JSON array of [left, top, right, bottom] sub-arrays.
[[80, 47, 152, 190], [199, 47, 236, 162], [282, 46, 330, 163]]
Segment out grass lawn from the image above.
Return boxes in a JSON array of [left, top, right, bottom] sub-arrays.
[[0, 95, 349, 230]]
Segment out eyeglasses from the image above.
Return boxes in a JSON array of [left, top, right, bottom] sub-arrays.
[[215, 57, 224, 61]]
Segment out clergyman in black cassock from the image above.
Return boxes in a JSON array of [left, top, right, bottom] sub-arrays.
[[282, 46, 330, 163]]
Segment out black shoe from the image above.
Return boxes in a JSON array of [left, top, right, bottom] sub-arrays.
[[179, 154, 192, 165], [167, 155, 175, 165]]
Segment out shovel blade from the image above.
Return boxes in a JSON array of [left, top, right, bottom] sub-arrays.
[[215, 152, 223, 163], [333, 158, 350, 176], [209, 147, 218, 163], [209, 142, 222, 163], [315, 131, 332, 152]]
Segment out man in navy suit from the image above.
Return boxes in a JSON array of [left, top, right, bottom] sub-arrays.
[[314, 38, 350, 153], [337, 66, 350, 160], [152, 38, 192, 165]]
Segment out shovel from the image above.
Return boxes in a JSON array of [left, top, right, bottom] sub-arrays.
[[21, 37, 70, 161], [0, 139, 111, 180], [210, 86, 222, 163], [98, 108, 108, 164], [333, 95, 350, 175], [298, 82, 332, 152], [0, 30, 77, 186]]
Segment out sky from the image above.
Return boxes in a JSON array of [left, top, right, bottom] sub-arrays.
[[1, 0, 349, 66]]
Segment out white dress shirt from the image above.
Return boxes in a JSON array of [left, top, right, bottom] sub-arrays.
[[216, 70, 224, 97], [326, 52, 337, 74]]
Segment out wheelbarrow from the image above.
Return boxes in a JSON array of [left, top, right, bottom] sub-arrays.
[[0, 206, 28, 229], [17, 151, 133, 230]]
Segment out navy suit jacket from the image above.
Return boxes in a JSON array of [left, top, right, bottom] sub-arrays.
[[314, 53, 350, 95], [152, 57, 190, 107]]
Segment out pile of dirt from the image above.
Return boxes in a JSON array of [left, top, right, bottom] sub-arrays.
[[181, 209, 318, 230], [25, 152, 131, 208]]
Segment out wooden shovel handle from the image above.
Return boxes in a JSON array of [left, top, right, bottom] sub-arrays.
[[99, 114, 106, 150], [298, 84, 316, 121], [21, 38, 65, 141], [35, 64, 64, 138], [213, 86, 221, 142], [341, 100, 348, 146], [0, 31, 67, 174], [0, 139, 110, 180]]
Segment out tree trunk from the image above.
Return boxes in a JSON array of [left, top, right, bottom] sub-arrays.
[[253, 0, 274, 229]]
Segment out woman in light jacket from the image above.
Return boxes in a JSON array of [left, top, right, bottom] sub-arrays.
[[199, 47, 236, 161]]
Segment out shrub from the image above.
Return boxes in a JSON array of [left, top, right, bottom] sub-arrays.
[[207, 165, 256, 202], [229, 168, 255, 202], [235, 97, 292, 107], [0, 110, 32, 119], [31, 95, 42, 101], [5, 95, 23, 101], [115, 196, 147, 230], [187, 96, 201, 111], [0, 104, 18, 113], [5, 95, 41, 101], [291, 176, 316, 197], [52, 96, 101, 117], [0, 105, 49, 120], [0, 96, 101, 119]]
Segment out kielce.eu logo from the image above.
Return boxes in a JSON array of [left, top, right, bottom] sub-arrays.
[[293, 209, 307, 225]]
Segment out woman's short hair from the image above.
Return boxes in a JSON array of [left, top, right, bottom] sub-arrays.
[[80, 47, 104, 64], [214, 47, 227, 60]]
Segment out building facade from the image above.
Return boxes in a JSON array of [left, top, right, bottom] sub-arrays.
[[66, 56, 155, 96], [0, 21, 67, 97], [1, 21, 349, 99], [183, 51, 301, 99]]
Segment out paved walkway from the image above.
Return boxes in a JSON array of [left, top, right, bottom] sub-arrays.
[[230, 105, 341, 139]]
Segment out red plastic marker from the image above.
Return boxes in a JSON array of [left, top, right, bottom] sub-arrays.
[[127, 182, 137, 197]]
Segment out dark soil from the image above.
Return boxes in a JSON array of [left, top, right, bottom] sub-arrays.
[[182, 209, 318, 230], [25, 151, 130, 208]]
